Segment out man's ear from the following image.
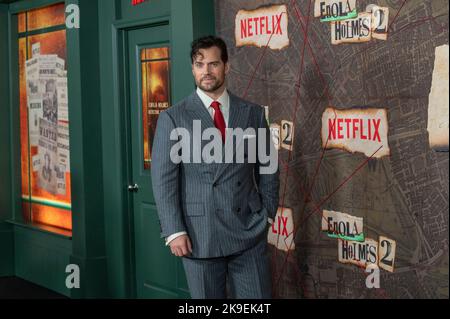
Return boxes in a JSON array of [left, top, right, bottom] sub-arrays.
[[225, 62, 230, 75]]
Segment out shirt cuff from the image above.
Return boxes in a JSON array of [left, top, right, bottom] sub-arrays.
[[165, 231, 187, 246], [268, 218, 274, 225]]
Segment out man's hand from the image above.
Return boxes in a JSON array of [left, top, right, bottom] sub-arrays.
[[169, 234, 193, 257]]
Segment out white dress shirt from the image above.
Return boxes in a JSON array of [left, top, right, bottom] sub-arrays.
[[165, 88, 272, 246], [196, 86, 230, 127]]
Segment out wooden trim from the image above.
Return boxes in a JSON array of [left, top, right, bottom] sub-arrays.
[[9, 0, 64, 14], [18, 24, 65, 37]]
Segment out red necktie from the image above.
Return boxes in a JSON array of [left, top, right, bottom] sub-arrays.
[[210, 101, 226, 144]]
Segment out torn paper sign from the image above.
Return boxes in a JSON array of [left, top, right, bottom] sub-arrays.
[[270, 123, 281, 150], [314, 0, 357, 20], [281, 120, 294, 151], [368, 5, 389, 40], [321, 107, 390, 158], [268, 207, 295, 251], [378, 236, 396, 273], [427, 44, 449, 151], [331, 12, 371, 44], [321, 209, 364, 241], [338, 238, 378, 268], [235, 4, 289, 50], [56, 77, 69, 122]]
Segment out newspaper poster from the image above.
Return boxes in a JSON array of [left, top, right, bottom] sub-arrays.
[[28, 97, 43, 146], [56, 77, 69, 122], [38, 118, 58, 194], [42, 90, 58, 125], [38, 54, 65, 78], [427, 44, 449, 151], [235, 4, 289, 50], [26, 55, 62, 126], [26, 58, 42, 146], [25, 43, 71, 194], [55, 164, 66, 195], [32, 154, 41, 172], [57, 122, 70, 173], [25, 58, 39, 82]]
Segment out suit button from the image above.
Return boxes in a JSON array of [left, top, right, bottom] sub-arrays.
[[237, 181, 241, 186], [236, 207, 241, 212], [213, 182, 218, 187]]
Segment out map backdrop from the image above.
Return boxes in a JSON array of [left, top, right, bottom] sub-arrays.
[[215, 0, 449, 298]]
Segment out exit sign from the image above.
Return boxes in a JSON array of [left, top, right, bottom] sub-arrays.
[[132, 0, 146, 5]]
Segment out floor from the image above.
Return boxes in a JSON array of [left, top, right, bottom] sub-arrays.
[[0, 277, 68, 299]]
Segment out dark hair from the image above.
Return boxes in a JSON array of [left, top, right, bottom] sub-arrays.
[[190, 35, 228, 64]]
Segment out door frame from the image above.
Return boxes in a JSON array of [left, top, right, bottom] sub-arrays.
[[111, 16, 171, 298]]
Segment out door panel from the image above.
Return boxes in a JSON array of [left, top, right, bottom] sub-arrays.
[[127, 25, 190, 299]]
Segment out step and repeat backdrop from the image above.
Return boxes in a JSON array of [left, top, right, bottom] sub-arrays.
[[215, 0, 448, 298]]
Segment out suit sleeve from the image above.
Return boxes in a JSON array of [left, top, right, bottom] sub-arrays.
[[151, 111, 187, 238], [255, 107, 280, 220]]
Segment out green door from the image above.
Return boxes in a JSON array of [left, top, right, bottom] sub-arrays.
[[126, 25, 190, 299]]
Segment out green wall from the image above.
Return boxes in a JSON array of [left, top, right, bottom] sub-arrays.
[[14, 225, 72, 296], [3, 0, 108, 298], [0, 3, 14, 277], [65, 0, 108, 299], [1, 0, 215, 298]]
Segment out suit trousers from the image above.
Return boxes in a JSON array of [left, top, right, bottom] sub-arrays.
[[181, 238, 272, 299]]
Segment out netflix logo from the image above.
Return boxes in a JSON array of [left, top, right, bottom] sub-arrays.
[[235, 5, 289, 50], [267, 207, 295, 251], [240, 14, 283, 39], [328, 118, 382, 142], [321, 107, 390, 158]]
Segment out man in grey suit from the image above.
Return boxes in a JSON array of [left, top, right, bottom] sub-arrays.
[[151, 36, 279, 299]]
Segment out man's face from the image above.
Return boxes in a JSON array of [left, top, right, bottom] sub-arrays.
[[192, 46, 229, 93]]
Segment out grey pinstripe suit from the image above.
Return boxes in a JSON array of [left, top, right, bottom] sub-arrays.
[[151, 91, 279, 298]]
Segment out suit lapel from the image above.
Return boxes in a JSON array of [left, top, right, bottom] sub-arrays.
[[227, 92, 249, 132], [185, 91, 215, 129]]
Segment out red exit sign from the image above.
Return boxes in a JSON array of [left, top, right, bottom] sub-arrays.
[[132, 0, 146, 5]]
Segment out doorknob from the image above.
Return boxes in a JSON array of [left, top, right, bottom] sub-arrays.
[[128, 183, 139, 193]]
